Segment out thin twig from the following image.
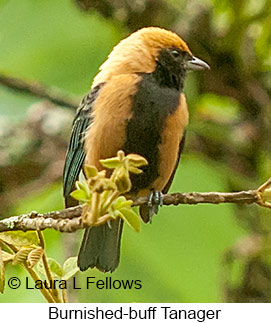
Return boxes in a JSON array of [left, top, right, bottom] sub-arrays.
[[37, 231, 62, 303], [0, 73, 78, 109], [0, 179, 270, 233], [62, 288, 68, 303], [25, 265, 56, 303]]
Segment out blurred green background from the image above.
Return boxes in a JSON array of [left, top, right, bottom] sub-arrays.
[[0, 0, 271, 303]]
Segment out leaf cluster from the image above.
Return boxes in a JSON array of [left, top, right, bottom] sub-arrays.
[[70, 150, 148, 232], [0, 230, 78, 301]]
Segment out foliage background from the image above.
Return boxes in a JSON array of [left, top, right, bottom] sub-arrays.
[[0, 0, 270, 302]]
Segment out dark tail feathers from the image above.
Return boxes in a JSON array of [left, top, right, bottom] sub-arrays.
[[78, 218, 123, 273]]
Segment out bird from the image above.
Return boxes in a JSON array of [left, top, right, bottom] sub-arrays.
[[63, 27, 209, 273]]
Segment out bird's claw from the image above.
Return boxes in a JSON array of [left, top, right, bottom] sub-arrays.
[[107, 219, 112, 229], [147, 190, 163, 222]]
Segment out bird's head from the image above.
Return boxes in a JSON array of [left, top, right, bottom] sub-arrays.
[[93, 27, 209, 88]]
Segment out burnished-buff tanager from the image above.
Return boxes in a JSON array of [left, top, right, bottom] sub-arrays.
[[63, 27, 209, 273]]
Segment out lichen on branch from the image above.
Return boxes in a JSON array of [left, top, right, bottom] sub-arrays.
[[0, 178, 270, 233]]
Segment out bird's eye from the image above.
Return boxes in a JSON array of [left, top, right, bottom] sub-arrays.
[[171, 49, 180, 58]]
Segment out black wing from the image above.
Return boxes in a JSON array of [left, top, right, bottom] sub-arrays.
[[63, 84, 103, 206]]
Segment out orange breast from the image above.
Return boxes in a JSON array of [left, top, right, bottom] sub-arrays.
[[84, 74, 141, 170]]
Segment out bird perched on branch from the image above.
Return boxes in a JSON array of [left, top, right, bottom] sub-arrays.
[[63, 27, 209, 273]]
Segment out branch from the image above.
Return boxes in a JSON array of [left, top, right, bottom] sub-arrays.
[[0, 100, 73, 216], [0, 73, 78, 109], [0, 179, 270, 233]]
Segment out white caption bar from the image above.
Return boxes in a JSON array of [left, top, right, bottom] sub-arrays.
[[0, 303, 270, 322]]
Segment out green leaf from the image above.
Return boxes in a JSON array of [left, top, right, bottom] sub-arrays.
[[128, 166, 143, 174], [70, 189, 90, 202], [62, 257, 79, 280], [108, 208, 116, 219], [75, 181, 80, 190], [36, 261, 45, 277], [0, 244, 5, 294], [112, 210, 122, 219], [113, 196, 126, 208], [126, 154, 148, 167], [84, 165, 98, 178], [0, 231, 39, 247], [119, 208, 141, 232], [100, 157, 121, 169], [76, 182, 86, 191], [112, 196, 133, 210], [77, 181, 91, 196], [48, 258, 63, 277], [37, 258, 63, 278]]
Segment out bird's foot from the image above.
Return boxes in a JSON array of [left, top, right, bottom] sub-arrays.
[[146, 190, 163, 223]]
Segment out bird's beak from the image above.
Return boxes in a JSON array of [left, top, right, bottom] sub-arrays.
[[186, 56, 210, 70]]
